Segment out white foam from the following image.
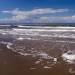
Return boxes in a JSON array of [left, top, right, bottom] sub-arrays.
[[18, 52, 32, 56], [62, 53, 75, 64], [17, 37, 34, 40], [18, 26, 26, 28], [35, 59, 42, 64], [1, 27, 75, 40], [54, 58, 57, 62], [17, 37, 24, 40], [12, 28, 75, 32], [30, 68, 36, 70], [6, 42, 13, 49], [1, 41, 8, 44], [68, 68, 75, 73], [27, 38, 31, 40], [38, 53, 53, 59], [2, 33, 6, 35], [44, 66, 52, 69]]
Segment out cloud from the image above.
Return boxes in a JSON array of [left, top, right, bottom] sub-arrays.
[[33, 16, 75, 23], [2, 11, 10, 13], [2, 8, 69, 15], [1, 15, 75, 23], [0, 8, 73, 23]]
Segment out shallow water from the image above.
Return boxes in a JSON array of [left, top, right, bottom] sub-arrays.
[[0, 26, 75, 75]]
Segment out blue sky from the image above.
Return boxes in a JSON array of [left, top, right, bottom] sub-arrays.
[[0, 0, 75, 23]]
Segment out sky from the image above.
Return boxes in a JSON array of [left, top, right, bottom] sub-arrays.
[[0, 0, 75, 23]]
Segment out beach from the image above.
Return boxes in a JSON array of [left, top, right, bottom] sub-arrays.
[[0, 26, 75, 75]]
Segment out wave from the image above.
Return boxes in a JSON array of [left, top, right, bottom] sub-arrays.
[[0, 26, 75, 42]]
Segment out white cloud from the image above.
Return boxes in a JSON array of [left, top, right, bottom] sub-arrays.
[[2, 8, 69, 15], [2, 11, 10, 13], [1, 15, 75, 23], [1, 8, 70, 21], [1, 8, 74, 23], [33, 16, 75, 23]]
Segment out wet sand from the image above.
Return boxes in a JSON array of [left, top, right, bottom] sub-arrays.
[[0, 39, 75, 75]]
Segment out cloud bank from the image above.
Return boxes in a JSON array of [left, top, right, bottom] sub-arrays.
[[0, 8, 75, 23], [33, 16, 75, 23]]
